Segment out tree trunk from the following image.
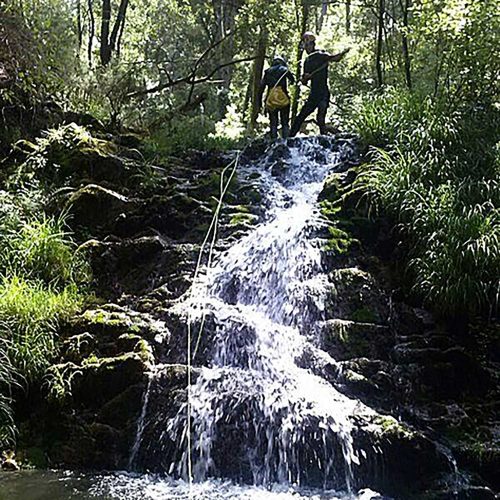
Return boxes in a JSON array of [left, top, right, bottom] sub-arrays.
[[249, 26, 267, 131], [400, 0, 412, 90], [88, 0, 95, 64], [345, 0, 351, 34], [291, 1, 309, 121], [76, 0, 82, 49], [109, 0, 129, 53], [317, 1, 328, 33], [375, 0, 385, 87], [99, 0, 111, 65]]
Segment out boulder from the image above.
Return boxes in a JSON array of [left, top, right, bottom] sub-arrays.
[[86, 236, 196, 298], [65, 184, 131, 228], [321, 319, 392, 361], [325, 267, 391, 324]]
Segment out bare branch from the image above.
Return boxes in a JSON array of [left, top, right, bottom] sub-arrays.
[[127, 56, 256, 99]]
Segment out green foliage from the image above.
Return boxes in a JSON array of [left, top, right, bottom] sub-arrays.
[[352, 89, 500, 317], [43, 363, 82, 404], [320, 200, 355, 255], [149, 115, 239, 156], [0, 214, 90, 288], [0, 185, 89, 446], [0, 276, 82, 382]]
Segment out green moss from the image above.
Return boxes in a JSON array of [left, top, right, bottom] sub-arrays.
[[82, 351, 143, 369], [350, 306, 379, 323], [320, 200, 357, 255], [134, 338, 154, 365], [374, 415, 415, 439], [229, 212, 258, 227]]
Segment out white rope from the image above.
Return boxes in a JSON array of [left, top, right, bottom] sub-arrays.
[[185, 152, 240, 498]]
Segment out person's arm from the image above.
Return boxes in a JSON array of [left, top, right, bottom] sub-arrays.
[[328, 47, 351, 63], [286, 70, 295, 84]]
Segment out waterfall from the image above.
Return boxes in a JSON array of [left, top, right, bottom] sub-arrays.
[[139, 136, 375, 491]]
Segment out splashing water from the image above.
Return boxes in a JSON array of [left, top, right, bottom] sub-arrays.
[[158, 137, 376, 491]]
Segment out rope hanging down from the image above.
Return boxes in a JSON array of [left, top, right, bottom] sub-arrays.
[[185, 152, 240, 497]]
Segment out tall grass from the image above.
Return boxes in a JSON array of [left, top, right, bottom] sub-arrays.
[[349, 89, 500, 318], [0, 276, 82, 382], [0, 201, 89, 448], [0, 214, 90, 288]]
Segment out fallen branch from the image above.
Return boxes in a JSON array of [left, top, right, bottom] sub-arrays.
[[127, 56, 256, 99]]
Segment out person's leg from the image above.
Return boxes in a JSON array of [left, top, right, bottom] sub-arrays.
[[317, 94, 330, 135], [281, 106, 290, 138], [269, 109, 279, 139], [289, 98, 317, 137]]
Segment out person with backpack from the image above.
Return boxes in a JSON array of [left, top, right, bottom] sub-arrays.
[[258, 56, 295, 140], [290, 32, 350, 137]]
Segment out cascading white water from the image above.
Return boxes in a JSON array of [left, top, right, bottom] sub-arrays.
[[162, 137, 375, 491]]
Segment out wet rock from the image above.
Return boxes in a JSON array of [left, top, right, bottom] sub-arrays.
[[85, 236, 195, 299], [129, 364, 200, 471], [65, 184, 132, 228], [114, 193, 212, 241], [425, 486, 497, 500], [321, 319, 392, 361], [64, 305, 164, 359], [353, 415, 453, 497], [325, 267, 390, 324]]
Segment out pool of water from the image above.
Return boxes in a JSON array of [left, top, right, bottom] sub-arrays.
[[0, 471, 385, 500]]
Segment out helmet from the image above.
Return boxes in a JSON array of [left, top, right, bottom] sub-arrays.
[[302, 32, 316, 43]]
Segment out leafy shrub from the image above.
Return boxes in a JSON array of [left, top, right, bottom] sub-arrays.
[[149, 115, 239, 157], [0, 192, 89, 445], [0, 213, 90, 288], [350, 90, 500, 317]]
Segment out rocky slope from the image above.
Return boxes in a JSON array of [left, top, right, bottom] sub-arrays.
[[5, 126, 499, 499]]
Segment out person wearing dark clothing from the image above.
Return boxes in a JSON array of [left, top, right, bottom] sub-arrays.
[[258, 56, 295, 139], [290, 32, 350, 137]]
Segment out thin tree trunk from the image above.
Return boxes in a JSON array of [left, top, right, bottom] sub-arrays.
[[109, 0, 129, 53], [291, 1, 309, 121], [375, 0, 385, 87], [400, 0, 412, 90], [88, 0, 95, 64], [346, 0, 351, 34], [316, 1, 328, 33], [250, 26, 267, 131], [76, 0, 82, 49], [100, 0, 111, 65]]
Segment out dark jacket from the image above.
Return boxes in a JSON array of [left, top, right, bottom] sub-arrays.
[[258, 64, 295, 108]]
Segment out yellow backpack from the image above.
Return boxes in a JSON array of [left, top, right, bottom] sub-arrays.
[[266, 72, 290, 111]]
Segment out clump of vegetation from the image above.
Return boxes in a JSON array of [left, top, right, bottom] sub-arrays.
[[350, 90, 500, 318], [0, 197, 89, 447]]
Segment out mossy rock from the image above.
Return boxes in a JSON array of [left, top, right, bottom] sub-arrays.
[[321, 318, 392, 361], [76, 352, 148, 406], [319, 171, 345, 202], [87, 237, 195, 298], [325, 267, 390, 324], [65, 184, 132, 228], [16, 123, 132, 186], [67, 305, 161, 358], [353, 414, 452, 497]]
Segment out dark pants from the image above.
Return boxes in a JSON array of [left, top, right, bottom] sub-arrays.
[[269, 105, 290, 139], [290, 93, 330, 137]]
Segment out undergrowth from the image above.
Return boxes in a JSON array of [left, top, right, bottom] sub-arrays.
[[347, 89, 500, 318], [0, 191, 89, 448]]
